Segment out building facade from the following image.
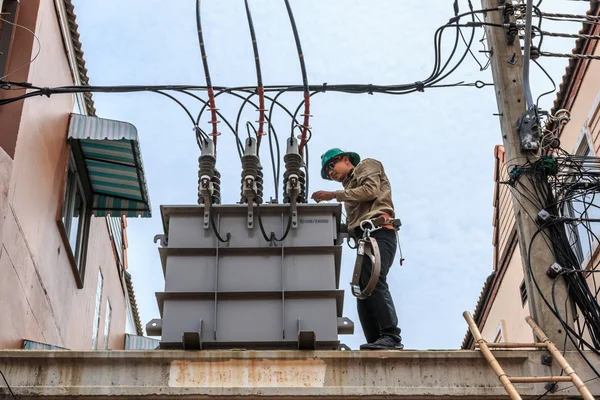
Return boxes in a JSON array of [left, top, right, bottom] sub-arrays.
[[0, 0, 149, 350], [463, 3, 600, 349]]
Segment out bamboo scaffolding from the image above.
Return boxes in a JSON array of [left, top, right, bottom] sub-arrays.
[[463, 311, 522, 400], [526, 316, 595, 400]]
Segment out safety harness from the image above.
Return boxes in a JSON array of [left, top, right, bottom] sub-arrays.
[[350, 216, 402, 300]]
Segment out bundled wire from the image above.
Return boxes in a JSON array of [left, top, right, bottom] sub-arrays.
[[505, 152, 600, 353], [0, 1, 500, 205]]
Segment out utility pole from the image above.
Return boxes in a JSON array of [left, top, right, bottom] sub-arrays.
[[481, 0, 574, 349]]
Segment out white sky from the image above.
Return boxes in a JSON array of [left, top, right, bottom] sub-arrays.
[[73, 0, 590, 350]]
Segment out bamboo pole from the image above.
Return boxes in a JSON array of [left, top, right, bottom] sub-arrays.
[[464, 311, 522, 400], [478, 343, 547, 349], [509, 376, 572, 383], [525, 316, 595, 400]]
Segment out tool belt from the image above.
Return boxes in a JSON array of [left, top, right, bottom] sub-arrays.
[[350, 216, 400, 300]]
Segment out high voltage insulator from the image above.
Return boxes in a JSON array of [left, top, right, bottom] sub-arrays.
[[211, 169, 221, 205], [283, 136, 306, 204], [256, 165, 264, 205], [197, 139, 217, 229], [239, 137, 262, 229], [240, 137, 263, 205]]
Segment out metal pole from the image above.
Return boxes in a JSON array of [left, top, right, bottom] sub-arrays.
[[480, 0, 574, 349], [522, 0, 535, 107]]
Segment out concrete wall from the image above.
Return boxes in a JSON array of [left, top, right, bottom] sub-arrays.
[[0, 0, 127, 350], [1, 350, 599, 399]]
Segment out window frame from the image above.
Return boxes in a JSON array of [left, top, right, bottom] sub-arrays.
[[519, 279, 528, 307], [564, 125, 600, 267], [92, 269, 103, 350], [0, 0, 19, 79], [103, 298, 112, 349], [493, 320, 506, 343], [56, 143, 93, 288]]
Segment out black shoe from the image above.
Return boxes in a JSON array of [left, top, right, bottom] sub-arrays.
[[360, 335, 404, 350]]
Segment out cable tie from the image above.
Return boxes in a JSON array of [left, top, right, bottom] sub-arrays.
[[322, 82, 327, 93], [41, 87, 51, 98], [367, 84, 373, 95], [415, 81, 425, 92]]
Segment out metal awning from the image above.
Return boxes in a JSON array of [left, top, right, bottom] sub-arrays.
[[67, 113, 151, 218]]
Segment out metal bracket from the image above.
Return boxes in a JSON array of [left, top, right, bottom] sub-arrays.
[[286, 175, 300, 229], [291, 198, 298, 229], [243, 176, 257, 229], [200, 176, 214, 230], [153, 235, 168, 248], [337, 317, 354, 335], [182, 319, 203, 350], [517, 109, 540, 152], [145, 318, 163, 336], [297, 319, 316, 350], [541, 354, 553, 366], [203, 200, 211, 230], [247, 201, 254, 229]]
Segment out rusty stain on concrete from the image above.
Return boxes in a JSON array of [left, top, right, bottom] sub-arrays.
[[169, 358, 327, 388]]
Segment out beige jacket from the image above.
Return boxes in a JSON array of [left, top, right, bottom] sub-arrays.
[[335, 158, 395, 233]]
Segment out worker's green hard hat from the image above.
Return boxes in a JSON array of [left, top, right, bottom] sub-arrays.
[[320, 148, 360, 180]]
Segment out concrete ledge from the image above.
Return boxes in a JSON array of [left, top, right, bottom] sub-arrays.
[[0, 350, 598, 399]]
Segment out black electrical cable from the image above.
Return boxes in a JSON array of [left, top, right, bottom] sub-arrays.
[[509, 155, 600, 361], [525, 226, 600, 379], [196, 0, 220, 146], [210, 213, 231, 243], [283, 0, 311, 153], [0, 368, 16, 400], [255, 200, 293, 243], [246, 121, 258, 140], [244, 0, 267, 146]]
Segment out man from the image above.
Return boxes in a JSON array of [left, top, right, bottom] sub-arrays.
[[311, 148, 403, 350]]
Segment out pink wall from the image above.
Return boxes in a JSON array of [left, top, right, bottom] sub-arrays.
[[0, 0, 127, 350]]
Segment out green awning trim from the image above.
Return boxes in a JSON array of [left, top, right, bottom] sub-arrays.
[[67, 113, 152, 218]]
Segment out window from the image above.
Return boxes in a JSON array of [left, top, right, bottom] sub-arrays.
[[519, 280, 528, 307], [72, 94, 84, 115], [58, 152, 91, 288], [92, 270, 103, 349], [103, 299, 112, 349], [0, 0, 19, 79], [107, 217, 124, 271], [493, 320, 506, 343], [566, 134, 600, 264]]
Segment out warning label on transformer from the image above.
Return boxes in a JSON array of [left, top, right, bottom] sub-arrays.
[[298, 219, 330, 224]]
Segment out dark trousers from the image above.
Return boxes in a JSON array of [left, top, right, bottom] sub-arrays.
[[356, 229, 402, 343]]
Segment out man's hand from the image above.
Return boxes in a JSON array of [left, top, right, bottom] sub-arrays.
[[311, 190, 336, 203]]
